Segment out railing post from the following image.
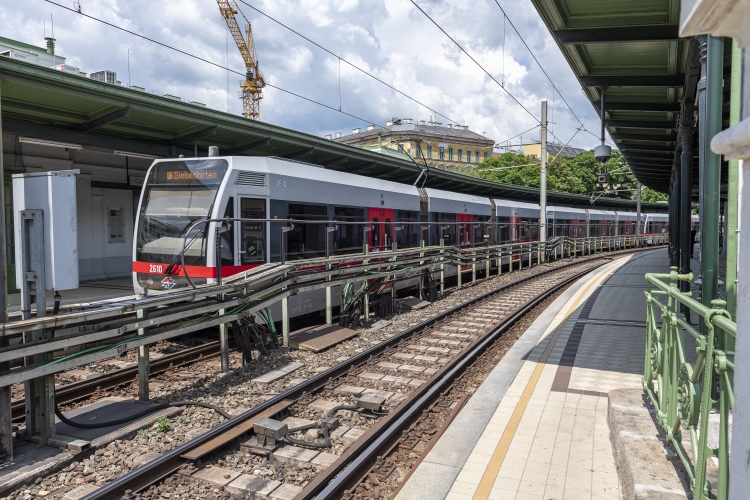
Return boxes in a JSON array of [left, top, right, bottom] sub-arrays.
[[440, 238, 445, 294], [471, 249, 476, 283], [498, 245, 502, 276], [137, 307, 150, 401], [364, 243, 371, 318]]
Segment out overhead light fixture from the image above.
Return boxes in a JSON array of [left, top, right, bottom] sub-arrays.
[[18, 136, 82, 150], [113, 150, 161, 159]]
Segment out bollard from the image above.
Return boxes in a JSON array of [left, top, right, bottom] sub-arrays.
[[440, 238, 445, 294], [282, 296, 289, 347], [364, 243, 370, 318], [219, 315, 229, 372], [137, 308, 149, 401]]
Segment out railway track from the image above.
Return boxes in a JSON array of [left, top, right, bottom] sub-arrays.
[[74, 249, 645, 500]]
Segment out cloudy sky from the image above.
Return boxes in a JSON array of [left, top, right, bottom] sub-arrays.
[[4, 0, 607, 150]]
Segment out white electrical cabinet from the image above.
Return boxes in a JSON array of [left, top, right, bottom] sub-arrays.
[[13, 170, 80, 291]]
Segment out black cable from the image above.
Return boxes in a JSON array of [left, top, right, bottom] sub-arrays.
[[55, 400, 232, 429], [42, 0, 384, 128], [236, 0, 461, 127]]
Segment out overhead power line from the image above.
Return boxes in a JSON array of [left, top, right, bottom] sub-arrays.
[[236, 0, 461, 127], [43, 0, 385, 129]]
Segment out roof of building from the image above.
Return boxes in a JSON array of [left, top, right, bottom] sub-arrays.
[[547, 143, 585, 157], [0, 36, 49, 54], [333, 120, 494, 146], [0, 54, 667, 212]]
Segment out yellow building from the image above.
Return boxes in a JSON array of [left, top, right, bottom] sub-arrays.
[[329, 118, 495, 169], [522, 142, 585, 159]]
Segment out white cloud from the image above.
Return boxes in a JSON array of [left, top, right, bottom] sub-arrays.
[[2, 0, 605, 149]]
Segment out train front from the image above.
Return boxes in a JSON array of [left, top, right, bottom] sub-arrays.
[[132, 158, 229, 294]]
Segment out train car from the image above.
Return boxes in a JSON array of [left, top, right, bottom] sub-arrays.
[[643, 213, 670, 244], [132, 155, 660, 318], [616, 212, 639, 236]]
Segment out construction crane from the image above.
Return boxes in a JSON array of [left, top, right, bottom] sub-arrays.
[[216, 0, 265, 120]]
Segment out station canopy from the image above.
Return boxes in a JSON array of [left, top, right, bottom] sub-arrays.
[[532, 0, 728, 196], [0, 56, 667, 212]]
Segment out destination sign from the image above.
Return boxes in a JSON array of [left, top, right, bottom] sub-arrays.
[[165, 170, 219, 181], [151, 160, 228, 186]]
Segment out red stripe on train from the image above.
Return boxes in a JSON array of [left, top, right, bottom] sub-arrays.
[[132, 261, 260, 278]]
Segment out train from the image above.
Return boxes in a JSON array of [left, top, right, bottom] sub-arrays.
[[132, 155, 672, 316]]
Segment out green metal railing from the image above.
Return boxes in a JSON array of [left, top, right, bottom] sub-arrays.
[[644, 267, 735, 500]]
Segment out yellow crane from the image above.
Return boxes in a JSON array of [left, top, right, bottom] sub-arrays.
[[216, 0, 265, 120]]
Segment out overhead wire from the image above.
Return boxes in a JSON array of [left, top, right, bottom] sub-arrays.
[[236, 0, 462, 126], [43, 0, 385, 128]]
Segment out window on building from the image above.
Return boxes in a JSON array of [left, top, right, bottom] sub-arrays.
[[476, 151, 480, 163], [427, 145, 433, 158], [448, 148, 454, 161], [466, 150, 471, 163], [439, 147, 445, 160], [415, 145, 422, 158], [484, 152, 488, 159], [457, 149, 463, 162]]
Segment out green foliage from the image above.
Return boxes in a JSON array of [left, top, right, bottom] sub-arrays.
[[383, 493, 393, 500], [155, 416, 171, 433], [137, 428, 149, 439], [641, 187, 669, 202], [476, 149, 668, 201]]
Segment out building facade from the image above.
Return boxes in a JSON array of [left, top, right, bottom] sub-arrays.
[[522, 142, 585, 159], [330, 118, 495, 170]]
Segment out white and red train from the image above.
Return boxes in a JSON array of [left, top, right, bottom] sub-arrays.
[[132, 155, 670, 302]]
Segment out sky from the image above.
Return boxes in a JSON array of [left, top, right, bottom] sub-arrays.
[[3, 0, 609, 151]]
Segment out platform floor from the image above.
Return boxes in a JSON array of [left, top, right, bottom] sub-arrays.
[[399, 249, 669, 500], [7, 277, 135, 313]]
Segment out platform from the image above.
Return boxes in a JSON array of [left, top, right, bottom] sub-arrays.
[[399, 248, 682, 500], [7, 277, 135, 314]]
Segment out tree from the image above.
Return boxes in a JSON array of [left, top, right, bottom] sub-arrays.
[[476, 148, 668, 201], [640, 187, 669, 202]]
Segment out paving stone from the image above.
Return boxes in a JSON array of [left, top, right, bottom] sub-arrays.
[[63, 484, 99, 500], [308, 399, 341, 412], [398, 364, 426, 373], [448, 333, 472, 339], [282, 417, 317, 430], [311, 452, 339, 468], [408, 379, 425, 387], [381, 375, 412, 384], [363, 388, 395, 399], [184, 427, 210, 441], [133, 452, 162, 467], [413, 355, 439, 362], [377, 361, 401, 369], [226, 474, 281, 497], [271, 445, 320, 466], [423, 368, 438, 376], [342, 428, 366, 445], [193, 466, 242, 487], [334, 384, 366, 396], [405, 345, 428, 351], [437, 339, 462, 346], [358, 372, 384, 380], [367, 319, 392, 332], [269, 483, 304, 500], [252, 362, 304, 384], [437, 357, 451, 364], [330, 425, 351, 440], [392, 352, 415, 360], [425, 346, 451, 354], [421, 338, 440, 344]]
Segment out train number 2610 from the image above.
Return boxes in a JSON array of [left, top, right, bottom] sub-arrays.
[[149, 264, 164, 273]]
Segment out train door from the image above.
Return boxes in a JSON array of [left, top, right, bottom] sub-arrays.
[[237, 197, 266, 265], [457, 214, 472, 247], [368, 208, 394, 251]]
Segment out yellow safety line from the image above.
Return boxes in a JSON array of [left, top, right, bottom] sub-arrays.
[[472, 258, 628, 499]]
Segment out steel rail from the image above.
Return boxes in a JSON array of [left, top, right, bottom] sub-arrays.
[[79, 250, 637, 500], [298, 266, 593, 498], [9, 340, 228, 421]]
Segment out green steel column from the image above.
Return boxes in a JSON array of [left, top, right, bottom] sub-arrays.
[[673, 161, 682, 268], [701, 36, 724, 321], [680, 110, 694, 304], [726, 40, 741, 320]]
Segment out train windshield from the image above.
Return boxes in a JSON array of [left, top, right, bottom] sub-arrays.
[[136, 159, 228, 266]]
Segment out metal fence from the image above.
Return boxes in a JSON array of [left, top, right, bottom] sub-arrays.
[[644, 267, 735, 500]]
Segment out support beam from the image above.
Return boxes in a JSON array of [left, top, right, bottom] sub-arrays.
[[554, 26, 680, 44], [0, 80, 11, 460], [680, 103, 695, 307], [581, 75, 685, 87], [606, 120, 675, 129], [620, 144, 678, 152], [224, 137, 272, 155], [74, 106, 130, 132], [346, 162, 378, 173], [168, 125, 217, 146], [601, 102, 681, 112], [611, 133, 677, 142], [283, 147, 315, 159], [320, 156, 349, 167]]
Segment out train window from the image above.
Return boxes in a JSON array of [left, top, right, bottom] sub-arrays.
[[396, 210, 420, 248], [287, 203, 327, 260], [334, 206, 365, 254], [432, 213, 456, 246], [473, 215, 490, 244], [497, 217, 510, 243], [239, 198, 266, 264]]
